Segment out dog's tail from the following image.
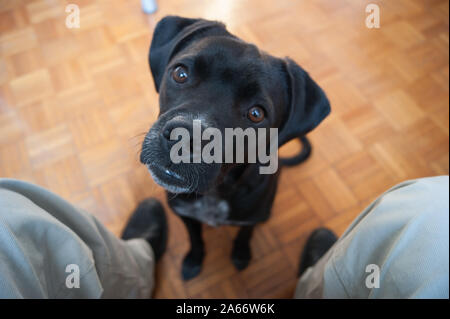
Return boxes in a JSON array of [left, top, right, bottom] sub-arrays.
[[280, 136, 312, 166]]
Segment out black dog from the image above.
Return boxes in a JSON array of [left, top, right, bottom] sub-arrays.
[[140, 16, 331, 280]]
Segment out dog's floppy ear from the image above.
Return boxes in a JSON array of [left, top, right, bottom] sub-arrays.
[[149, 15, 230, 92], [278, 58, 331, 146]]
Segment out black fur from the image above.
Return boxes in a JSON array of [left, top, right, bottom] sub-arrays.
[[141, 16, 331, 280]]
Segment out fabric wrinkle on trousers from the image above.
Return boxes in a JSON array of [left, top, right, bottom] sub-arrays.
[[295, 176, 449, 299], [0, 178, 155, 298]]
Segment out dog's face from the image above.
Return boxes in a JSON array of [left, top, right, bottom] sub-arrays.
[[141, 16, 330, 194]]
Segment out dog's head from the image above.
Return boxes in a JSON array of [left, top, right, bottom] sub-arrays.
[[141, 16, 330, 193]]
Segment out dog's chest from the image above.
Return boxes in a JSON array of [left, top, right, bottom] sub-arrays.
[[171, 195, 232, 227]]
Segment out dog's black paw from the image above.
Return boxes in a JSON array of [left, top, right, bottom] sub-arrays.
[[231, 244, 251, 271], [181, 250, 204, 280]]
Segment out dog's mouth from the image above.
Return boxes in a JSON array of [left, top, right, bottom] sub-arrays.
[[146, 164, 191, 193], [141, 119, 223, 194]]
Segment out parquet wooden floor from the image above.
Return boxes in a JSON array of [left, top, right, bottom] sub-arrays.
[[0, 0, 448, 298]]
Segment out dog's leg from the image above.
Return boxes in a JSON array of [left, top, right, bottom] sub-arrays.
[[231, 225, 254, 270], [180, 216, 204, 280]]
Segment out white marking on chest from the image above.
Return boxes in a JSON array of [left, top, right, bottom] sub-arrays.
[[174, 196, 230, 227]]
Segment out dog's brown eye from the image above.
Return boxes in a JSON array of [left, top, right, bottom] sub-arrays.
[[172, 65, 188, 83], [248, 106, 265, 123]]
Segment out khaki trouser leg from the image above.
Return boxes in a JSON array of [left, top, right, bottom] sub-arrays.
[[295, 176, 449, 299], [0, 179, 155, 298]]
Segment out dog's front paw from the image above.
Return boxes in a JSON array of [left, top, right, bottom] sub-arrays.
[[231, 244, 251, 271], [181, 250, 204, 280]]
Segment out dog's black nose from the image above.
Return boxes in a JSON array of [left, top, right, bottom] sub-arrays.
[[162, 127, 172, 140], [160, 119, 194, 151]]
